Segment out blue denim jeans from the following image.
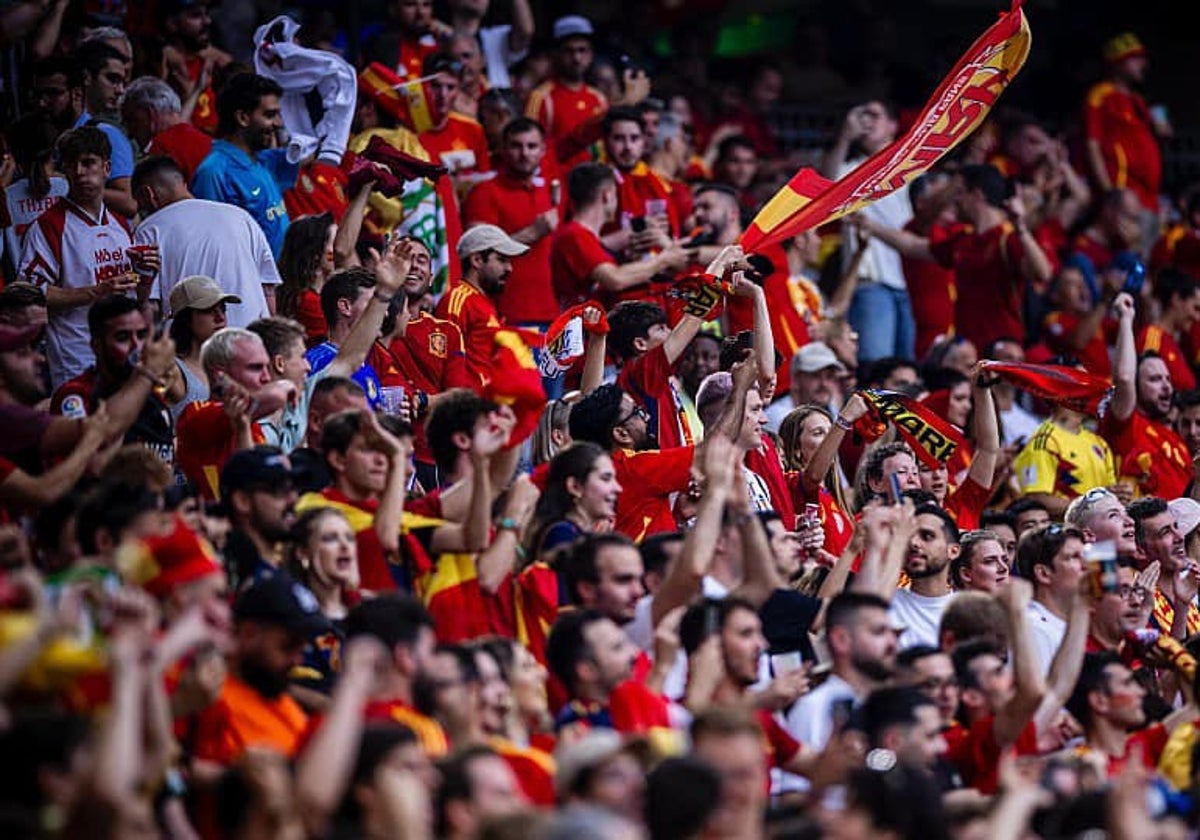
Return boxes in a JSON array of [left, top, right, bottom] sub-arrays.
[[848, 282, 916, 364]]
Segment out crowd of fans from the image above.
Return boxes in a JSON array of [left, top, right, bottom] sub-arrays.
[[2, 1, 1200, 839]]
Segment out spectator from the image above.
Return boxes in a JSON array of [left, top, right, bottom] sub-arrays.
[[162, 274, 238, 420], [275, 212, 338, 347], [950, 529, 1010, 594], [442, 0, 534, 90], [363, 0, 441, 82], [418, 53, 491, 180], [121, 76, 213, 183], [1016, 523, 1087, 674], [526, 16, 607, 170]]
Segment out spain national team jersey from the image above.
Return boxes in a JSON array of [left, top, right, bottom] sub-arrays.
[[617, 345, 693, 451], [1102, 409, 1194, 500], [944, 475, 993, 531], [525, 79, 608, 170], [1138, 325, 1196, 391], [363, 698, 449, 756], [176, 401, 268, 500], [18, 198, 133, 388], [434, 282, 503, 388], [1013, 419, 1117, 500], [489, 736, 556, 806], [1083, 81, 1162, 212], [610, 162, 682, 240], [419, 113, 491, 176], [611, 445, 695, 542]]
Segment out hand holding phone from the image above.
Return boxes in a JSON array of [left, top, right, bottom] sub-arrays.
[[888, 471, 904, 505]]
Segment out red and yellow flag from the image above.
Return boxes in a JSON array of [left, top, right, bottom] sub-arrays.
[[741, 0, 1031, 252], [358, 62, 435, 134], [978, 360, 1113, 416]]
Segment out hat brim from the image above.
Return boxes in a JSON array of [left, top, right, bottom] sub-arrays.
[[173, 291, 242, 314], [1169, 498, 1200, 537]]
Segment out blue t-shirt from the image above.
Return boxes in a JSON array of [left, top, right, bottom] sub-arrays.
[[305, 340, 382, 408], [75, 111, 134, 180], [190, 139, 296, 258]]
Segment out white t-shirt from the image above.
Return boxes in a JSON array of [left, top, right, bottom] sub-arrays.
[[1027, 598, 1067, 675], [890, 588, 955, 649], [135, 198, 280, 327], [478, 25, 527, 89], [777, 673, 858, 794], [2, 177, 68, 268], [1000, 402, 1044, 447], [18, 199, 132, 388], [837, 158, 911, 290]]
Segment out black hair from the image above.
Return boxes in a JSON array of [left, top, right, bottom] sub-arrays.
[[1127, 495, 1170, 549], [561, 532, 638, 605], [913, 501, 961, 545], [319, 409, 365, 458], [248, 315, 306, 360], [645, 756, 723, 840], [422, 52, 464, 79], [1016, 523, 1084, 580], [607, 300, 666, 363], [57, 125, 110, 163], [319, 267, 375, 332], [863, 356, 920, 389], [169, 306, 198, 355], [344, 593, 434, 649], [567, 161, 615, 208], [312, 374, 365, 402], [715, 134, 756, 164], [545, 608, 608, 692], [825, 592, 892, 634], [278, 212, 336, 320], [858, 685, 937, 748], [75, 478, 161, 555], [501, 116, 544, 143], [5, 113, 60, 200], [435, 745, 501, 838], [602, 105, 645, 136], [130, 154, 185, 192], [639, 531, 684, 578], [216, 72, 283, 138], [844, 763, 949, 840], [959, 163, 1008, 207], [979, 509, 1017, 534], [333, 724, 419, 826], [679, 595, 759, 655], [76, 40, 127, 77], [1177, 388, 1200, 413], [895, 644, 943, 670], [567, 383, 625, 449], [528, 441, 610, 553], [30, 55, 84, 89], [425, 388, 498, 476], [1006, 496, 1049, 519], [86, 294, 142, 342], [950, 638, 1005, 689], [1154, 267, 1199, 310], [1065, 651, 1123, 729]]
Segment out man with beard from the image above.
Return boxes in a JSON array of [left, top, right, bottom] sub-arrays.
[[50, 296, 175, 468], [435, 224, 528, 388], [160, 0, 233, 136], [1174, 389, 1200, 460], [374, 236, 471, 481], [600, 107, 682, 251], [1128, 496, 1200, 638], [191, 73, 296, 259], [886, 504, 961, 649], [192, 571, 331, 770], [778, 592, 897, 793], [1105, 290, 1195, 498], [417, 53, 491, 179], [526, 16, 607, 170], [364, 0, 440, 82], [218, 446, 303, 588], [462, 118, 559, 328]]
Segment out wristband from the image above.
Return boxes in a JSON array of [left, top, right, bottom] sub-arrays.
[[835, 415, 854, 431], [496, 517, 520, 532]]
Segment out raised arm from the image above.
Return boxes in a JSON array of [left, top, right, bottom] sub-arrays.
[[804, 392, 868, 494], [851, 213, 935, 261], [661, 246, 746, 365], [651, 435, 736, 627], [731, 270, 776, 400], [365, 410, 410, 555], [730, 466, 785, 608], [333, 177, 373, 268], [966, 368, 1000, 490], [708, 350, 758, 443], [993, 579, 1046, 747], [590, 243, 690, 294], [1109, 292, 1137, 422], [506, 0, 535, 54], [579, 304, 607, 395], [1034, 581, 1090, 734], [325, 237, 415, 381]]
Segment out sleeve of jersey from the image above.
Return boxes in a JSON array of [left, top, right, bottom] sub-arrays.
[[928, 230, 960, 270], [441, 324, 473, 390], [18, 220, 58, 285], [624, 446, 695, 496], [617, 344, 671, 400], [1082, 88, 1107, 141], [1013, 443, 1058, 496], [189, 164, 226, 202], [50, 383, 90, 419], [607, 680, 673, 734], [945, 475, 991, 526], [762, 712, 802, 767]]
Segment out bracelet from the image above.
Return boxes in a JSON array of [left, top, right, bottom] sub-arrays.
[[835, 415, 854, 431], [496, 517, 520, 532], [134, 366, 166, 388]]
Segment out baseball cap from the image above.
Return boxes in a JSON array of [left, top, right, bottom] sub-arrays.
[[456, 224, 529, 259], [169, 275, 242, 316], [234, 571, 331, 637], [0, 323, 43, 353], [554, 729, 649, 799], [791, 342, 845, 374], [219, 446, 304, 501], [1103, 32, 1147, 64], [1169, 497, 1200, 538], [552, 15, 594, 43]]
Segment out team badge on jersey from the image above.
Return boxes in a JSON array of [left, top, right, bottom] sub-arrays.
[[429, 331, 447, 359]]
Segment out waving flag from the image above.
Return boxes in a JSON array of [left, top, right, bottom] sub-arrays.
[[979, 360, 1113, 416], [858, 389, 967, 469], [484, 330, 547, 446], [741, 0, 1031, 252], [358, 62, 436, 133]]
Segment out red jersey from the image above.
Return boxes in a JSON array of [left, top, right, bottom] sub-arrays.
[[296, 288, 327, 347], [944, 475, 992, 531], [745, 437, 796, 528], [490, 736, 555, 805], [1138, 324, 1196, 391], [612, 445, 694, 542], [1102, 409, 1194, 500], [394, 34, 440, 81], [610, 162, 682, 239], [363, 698, 449, 755], [617, 345, 692, 451], [948, 715, 1039, 794], [462, 172, 559, 323], [176, 401, 267, 500], [1070, 230, 1119, 273], [550, 220, 615, 310], [1041, 309, 1113, 378], [786, 476, 854, 558], [1083, 81, 1162, 212], [147, 122, 213, 183], [184, 55, 218, 135], [932, 221, 1030, 349], [1077, 723, 1167, 779], [284, 160, 349, 222], [756, 708, 801, 770], [904, 219, 960, 357], [420, 114, 491, 175], [525, 80, 607, 170], [379, 312, 471, 463], [435, 281, 504, 388]]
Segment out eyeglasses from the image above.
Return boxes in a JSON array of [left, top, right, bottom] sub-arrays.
[[1118, 584, 1149, 603], [617, 404, 649, 427]]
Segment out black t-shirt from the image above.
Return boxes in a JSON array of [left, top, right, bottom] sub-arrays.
[[759, 588, 822, 664]]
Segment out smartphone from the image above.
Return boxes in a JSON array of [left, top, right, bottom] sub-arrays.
[[831, 697, 855, 730], [1085, 539, 1119, 598], [630, 215, 647, 234], [703, 601, 721, 639], [888, 471, 904, 505], [771, 651, 803, 676]]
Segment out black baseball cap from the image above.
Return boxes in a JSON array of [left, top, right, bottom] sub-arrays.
[[219, 446, 307, 501], [234, 572, 332, 637]]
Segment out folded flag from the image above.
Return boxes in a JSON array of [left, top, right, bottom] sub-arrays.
[[485, 330, 547, 446], [538, 302, 609, 379], [741, 0, 1031, 252], [358, 63, 436, 134], [858, 389, 967, 469], [979, 360, 1113, 416]]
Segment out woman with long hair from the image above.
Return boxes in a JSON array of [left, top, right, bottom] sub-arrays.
[[525, 441, 622, 564], [277, 212, 338, 346], [287, 507, 360, 701], [778, 403, 855, 559]]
